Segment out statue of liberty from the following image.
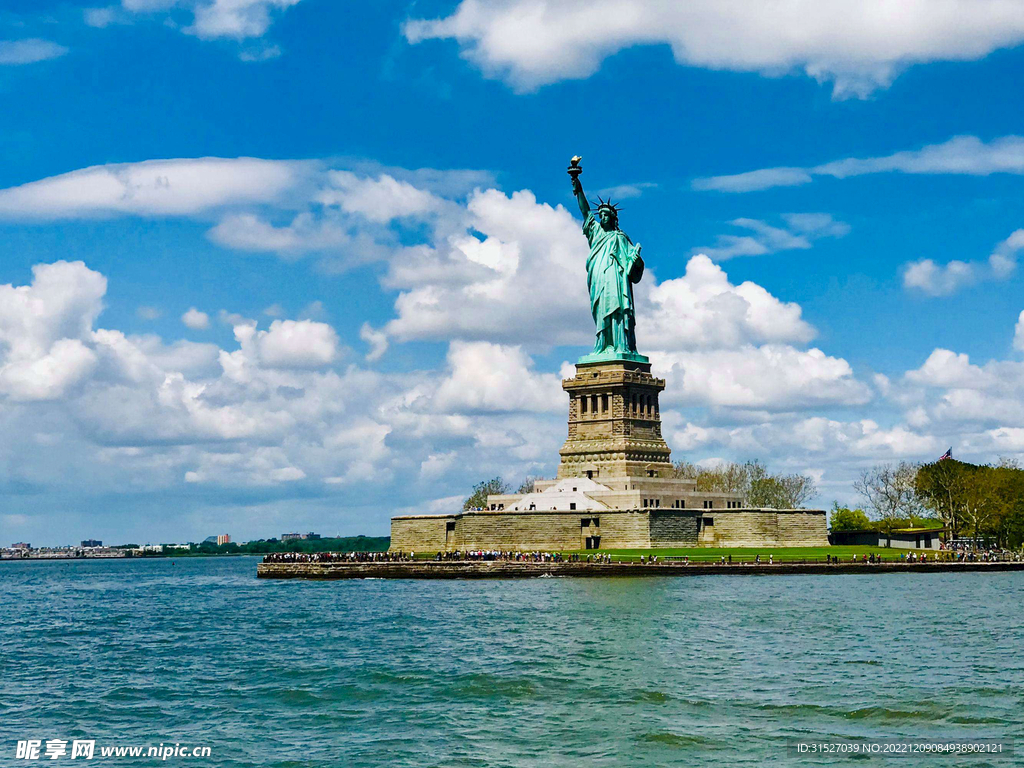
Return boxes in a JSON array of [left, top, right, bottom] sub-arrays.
[[568, 157, 647, 363]]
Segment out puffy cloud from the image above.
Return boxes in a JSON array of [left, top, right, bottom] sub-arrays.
[[889, 337, 1024, 439], [259, 320, 338, 368], [0, 261, 106, 402], [694, 213, 849, 260], [902, 259, 975, 296], [433, 341, 564, 414], [404, 1, 1024, 97], [245, 319, 341, 369], [182, 308, 210, 330], [695, 135, 1024, 192], [0, 158, 312, 219], [317, 171, 444, 223], [902, 228, 1024, 296], [654, 345, 871, 411], [644, 255, 814, 350], [0, 39, 68, 65], [378, 188, 591, 347]]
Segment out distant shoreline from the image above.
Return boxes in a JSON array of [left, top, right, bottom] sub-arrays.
[[0, 553, 267, 562], [257, 560, 1024, 580]]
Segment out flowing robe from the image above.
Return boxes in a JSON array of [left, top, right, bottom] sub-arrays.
[[582, 211, 644, 353]]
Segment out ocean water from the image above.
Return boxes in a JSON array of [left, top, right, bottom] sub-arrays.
[[1, 556, 1022, 767]]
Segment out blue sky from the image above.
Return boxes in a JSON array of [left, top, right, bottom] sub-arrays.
[[3, 0, 1024, 545]]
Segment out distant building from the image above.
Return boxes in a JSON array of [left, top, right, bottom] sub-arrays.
[[203, 536, 218, 544], [281, 532, 320, 541], [81, 539, 103, 548], [12, 542, 30, 549], [216, 534, 231, 545]]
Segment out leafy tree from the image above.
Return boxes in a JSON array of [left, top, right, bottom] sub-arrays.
[[915, 459, 971, 538], [855, 462, 922, 535], [746, 460, 816, 508], [674, 459, 815, 508], [463, 477, 511, 510], [829, 503, 871, 531]]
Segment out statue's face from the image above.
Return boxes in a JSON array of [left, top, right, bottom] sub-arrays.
[[598, 208, 616, 229]]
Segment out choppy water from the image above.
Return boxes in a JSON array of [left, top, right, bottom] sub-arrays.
[[1, 557, 1022, 766]]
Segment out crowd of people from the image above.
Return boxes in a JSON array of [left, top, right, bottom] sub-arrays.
[[431, 550, 612, 563], [261, 551, 412, 563], [263, 546, 1022, 566], [944, 545, 1021, 562]]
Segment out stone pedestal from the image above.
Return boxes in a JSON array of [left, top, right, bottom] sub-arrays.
[[557, 358, 673, 480]]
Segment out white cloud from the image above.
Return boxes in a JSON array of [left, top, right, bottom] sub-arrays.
[[644, 255, 814, 350], [902, 259, 975, 296], [695, 135, 1024, 192], [84, 7, 130, 27], [137, 305, 162, 320], [595, 182, 657, 200], [359, 322, 388, 362], [654, 345, 871, 411], [404, 1, 1024, 97], [694, 213, 849, 260], [902, 228, 1024, 296], [692, 167, 813, 193], [182, 308, 210, 330], [103, 0, 302, 44], [0, 39, 68, 66], [1015, 311, 1024, 352], [419, 451, 456, 479], [252, 319, 340, 369], [433, 341, 564, 414], [318, 171, 444, 223], [207, 212, 350, 255], [905, 349, 988, 389], [0, 261, 106, 402], [0, 158, 312, 219]]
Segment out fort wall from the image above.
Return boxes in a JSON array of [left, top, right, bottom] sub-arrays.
[[390, 508, 828, 552]]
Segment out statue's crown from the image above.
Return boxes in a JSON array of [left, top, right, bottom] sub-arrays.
[[595, 195, 622, 214]]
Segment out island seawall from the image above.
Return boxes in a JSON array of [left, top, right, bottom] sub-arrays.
[[256, 560, 1024, 580]]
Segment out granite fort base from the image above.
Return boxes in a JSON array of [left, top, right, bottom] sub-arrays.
[[391, 358, 829, 552]]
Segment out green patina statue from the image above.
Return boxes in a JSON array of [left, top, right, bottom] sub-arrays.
[[568, 156, 648, 364]]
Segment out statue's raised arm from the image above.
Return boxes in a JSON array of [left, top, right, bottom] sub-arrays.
[[568, 155, 590, 218]]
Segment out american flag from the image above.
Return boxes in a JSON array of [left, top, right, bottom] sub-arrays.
[[938, 447, 952, 461]]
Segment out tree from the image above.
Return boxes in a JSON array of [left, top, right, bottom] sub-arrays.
[[672, 461, 748, 494], [854, 462, 922, 535], [674, 459, 816, 508], [829, 503, 871, 531], [915, 459, 970, 538], [463, 477, 511, 510], [517, 476, 539, 494], [960, 464, 1000, 542], [989, 459, 1024, 548], [746, 460, 816, 508]]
